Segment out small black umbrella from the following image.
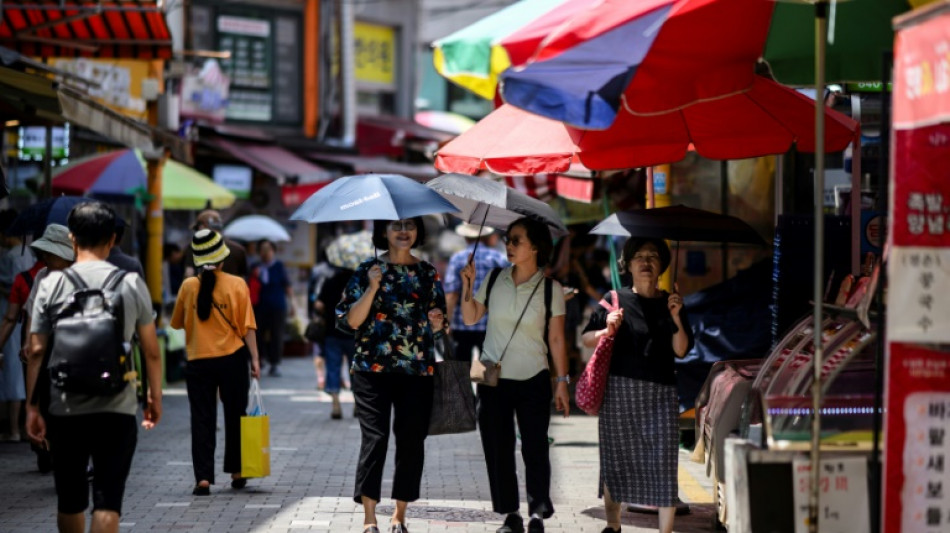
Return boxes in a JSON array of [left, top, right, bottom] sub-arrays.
[[590, 204, 767, 286], [7, 196, 94, 237], [590, 205, 766, 244]]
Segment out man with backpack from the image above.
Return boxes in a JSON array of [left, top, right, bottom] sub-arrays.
[[24, 202, 162, 533]]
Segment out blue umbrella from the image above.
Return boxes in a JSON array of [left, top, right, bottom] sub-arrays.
[[7, 196, 94, 237], [289, 174, 458, 223]]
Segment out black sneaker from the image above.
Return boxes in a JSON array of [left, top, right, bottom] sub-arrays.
[[497, 513, 524, 533], [527, 517, 544, 533]]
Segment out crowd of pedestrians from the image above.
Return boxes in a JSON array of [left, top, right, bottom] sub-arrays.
[[0, 202, 691, 533]]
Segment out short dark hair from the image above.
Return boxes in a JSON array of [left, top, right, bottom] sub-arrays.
[[68, 202, 116, 249], [619, 237, 671, 275], [508, 217, 553, 268], [372, 217, 426, 250], [114, 217, 126, 242], [258, 239, 276, 253]]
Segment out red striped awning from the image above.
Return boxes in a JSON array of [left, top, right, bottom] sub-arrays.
[[0, 1, 172, 60]]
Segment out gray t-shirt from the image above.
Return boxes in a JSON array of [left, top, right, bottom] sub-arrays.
[[31, 260, 153, 416]]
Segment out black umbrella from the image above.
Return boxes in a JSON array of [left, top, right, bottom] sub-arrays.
[[426, 173, 567, 237], [7, 196, 94, 237], [590, 205, 767, 286], [590, 205, 766, 244]]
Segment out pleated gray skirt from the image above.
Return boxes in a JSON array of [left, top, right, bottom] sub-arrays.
[[598, 375, 678, 507]]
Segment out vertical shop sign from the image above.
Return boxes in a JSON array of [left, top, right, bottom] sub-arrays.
[[354, 22, 396, 88], [886, 7, 950, 533]]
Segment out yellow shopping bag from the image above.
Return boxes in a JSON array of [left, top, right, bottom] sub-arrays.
[[240, 378, 270, 478]]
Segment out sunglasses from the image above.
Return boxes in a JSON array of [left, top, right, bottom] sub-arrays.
[[388, 220, 417, 231], [503, 235, 526, 247]]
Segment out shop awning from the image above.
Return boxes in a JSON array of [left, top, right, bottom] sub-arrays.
[[0, 0, 172, 60], [357, 114, 454, 158], [212, 139, 333, 185], [0, 65, 184, 154], [307, 152, 438, 181]]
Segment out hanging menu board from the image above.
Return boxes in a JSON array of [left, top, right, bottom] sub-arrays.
[[886, 5, 950, 532], [218, 15, 272, 121]]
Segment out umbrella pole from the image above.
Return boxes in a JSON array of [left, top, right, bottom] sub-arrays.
[[672, 241, 680, 287], [465, 206, 490, 302], [809, 4, 828, 533], [602, 191, 621, 291]]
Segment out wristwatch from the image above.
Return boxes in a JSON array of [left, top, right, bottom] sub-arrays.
[[555, 375, 571, 385]]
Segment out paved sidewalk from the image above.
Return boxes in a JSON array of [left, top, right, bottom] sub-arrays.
[[0, 356, 715, 532]]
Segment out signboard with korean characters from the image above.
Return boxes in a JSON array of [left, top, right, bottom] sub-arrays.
[[354, 21, 396, 88], [886, 7, 950, 533], [792, 455, 869, 533]]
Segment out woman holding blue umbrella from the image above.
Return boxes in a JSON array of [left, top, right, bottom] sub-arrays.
[[335, 216, 447, 533]]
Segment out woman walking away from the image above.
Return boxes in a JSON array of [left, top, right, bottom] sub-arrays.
[[459, 217, 571, 533], [336, 217, 446, 533], [171, 230, 261, 495], [581, 238, 693, 533]]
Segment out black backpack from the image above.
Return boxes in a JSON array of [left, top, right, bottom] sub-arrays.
[[483, 268, 554, 361], [47, 268, 132, 396]]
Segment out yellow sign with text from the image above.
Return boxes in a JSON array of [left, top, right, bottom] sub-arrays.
[[49, 58, 162, 121], [354, 22, 396, 87]]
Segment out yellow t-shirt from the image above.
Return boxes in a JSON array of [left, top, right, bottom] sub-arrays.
[[170, 271, 257, 360]]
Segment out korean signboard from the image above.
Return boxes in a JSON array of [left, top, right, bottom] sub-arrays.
[[354, 21, 396, 88], [792, 455, 869, 533], [50, 58, 158, 121], [885, 6, 950, 533]]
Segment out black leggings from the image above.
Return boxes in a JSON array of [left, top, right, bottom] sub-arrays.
[[185, 346, 250, 484]]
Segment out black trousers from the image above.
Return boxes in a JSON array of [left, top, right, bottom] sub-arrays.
[[452, 330, 487, 362], [352, 371, 434, 504], [255, 307, 286, 367], [48, 413, 137, 515], [185, 347, 250, 484], [477, 370, 554, 519]]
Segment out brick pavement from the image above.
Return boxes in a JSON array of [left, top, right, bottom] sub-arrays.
[[0, 356, 715, 532]]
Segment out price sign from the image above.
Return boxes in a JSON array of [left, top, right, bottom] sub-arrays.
[[792, 455, 869, 533]]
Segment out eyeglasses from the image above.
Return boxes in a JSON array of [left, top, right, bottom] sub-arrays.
[[388, 220, 417, 231], [632, 252, 661, 262], [503, 235, 525, 247]]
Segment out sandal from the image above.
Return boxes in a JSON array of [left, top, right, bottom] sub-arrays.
[[192, 481, 211, 496], [362, 526, 380, 533]]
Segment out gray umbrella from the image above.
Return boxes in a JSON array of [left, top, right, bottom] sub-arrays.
[[426, 174, 567, 237]]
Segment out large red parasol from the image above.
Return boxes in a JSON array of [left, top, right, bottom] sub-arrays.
[[436, 76, 857, 176]]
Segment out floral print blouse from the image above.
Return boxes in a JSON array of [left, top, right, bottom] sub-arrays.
[[336, 258, 447, 376]]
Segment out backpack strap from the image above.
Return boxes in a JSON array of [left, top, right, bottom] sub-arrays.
[[61, 268, 87, 290], [543, 277, 553, 359], [482, 268, 503, 309], [18, 270, 34, 291], [103, 269, 129, 292]]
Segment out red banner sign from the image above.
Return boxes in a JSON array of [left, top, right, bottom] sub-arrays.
[[883, 343, 950, 533], [894, 10, 950, 130]]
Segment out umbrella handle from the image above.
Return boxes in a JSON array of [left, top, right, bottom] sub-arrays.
[[464, 206, 491, 302]]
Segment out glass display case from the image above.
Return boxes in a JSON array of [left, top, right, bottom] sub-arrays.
[[757, 311, 878, 451]]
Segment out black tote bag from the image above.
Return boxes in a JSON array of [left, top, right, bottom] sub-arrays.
[[428, 335, 477, 436]]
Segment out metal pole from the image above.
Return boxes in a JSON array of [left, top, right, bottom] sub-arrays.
[[869, 51, 891, 533], [43, 124, 52, 199], [809, 3, 828, 532], [721, 160, 729, 282]]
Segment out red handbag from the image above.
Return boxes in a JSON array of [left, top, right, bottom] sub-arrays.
[[575, 290, 619, 415]]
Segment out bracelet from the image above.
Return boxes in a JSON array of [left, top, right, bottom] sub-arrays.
[[555, 375, 571, 384]]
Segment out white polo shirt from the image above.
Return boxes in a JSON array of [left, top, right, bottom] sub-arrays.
[[475, 267, 566, 381]]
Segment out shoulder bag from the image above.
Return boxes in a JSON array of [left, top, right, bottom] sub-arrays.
[[575, 290, 619, 415]]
